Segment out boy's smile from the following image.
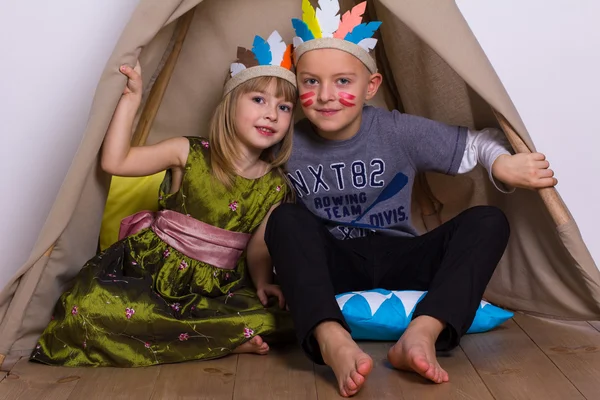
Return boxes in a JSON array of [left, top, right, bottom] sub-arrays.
[[316, 108, 341, 117], [296, 48, 382, 141]]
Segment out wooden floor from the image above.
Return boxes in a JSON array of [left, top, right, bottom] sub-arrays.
[[2, 314, 600, 399]]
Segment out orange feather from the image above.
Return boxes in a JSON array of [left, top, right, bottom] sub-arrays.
[[333, 2, 366, 39], [280, 44, 293, 69]]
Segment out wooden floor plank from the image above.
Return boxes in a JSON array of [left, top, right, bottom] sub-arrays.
[[515, 314, 600, 400], [0, 359, 83, 400], [6, 319, 600, 400], [315, 341, 493, 400], [588, 321, 600, 332], [0, 372, 6, 383], [461, 318, 584, 400], [233, 345, 317, 400], [67, 365, 160, 400], [150, 355, 237, 400]]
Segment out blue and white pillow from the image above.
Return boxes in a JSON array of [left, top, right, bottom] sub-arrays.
[[336, 289, 513, 341]]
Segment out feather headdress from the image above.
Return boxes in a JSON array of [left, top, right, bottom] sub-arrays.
[[223, 30, 296, 96], [291, 0, 381, 73]]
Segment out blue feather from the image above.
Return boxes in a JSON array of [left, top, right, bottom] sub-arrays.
[[344, 21, 382, 44], [252, 35, 272, 65], [292, 18, 315, 42]]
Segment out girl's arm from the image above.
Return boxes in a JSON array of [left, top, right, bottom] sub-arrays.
[[101, 61, 189, 177], [247, 203, 285, 309]]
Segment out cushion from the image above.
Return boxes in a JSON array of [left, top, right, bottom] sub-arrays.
[[336, 289, 513, 341], [99, 172, 165, 250]]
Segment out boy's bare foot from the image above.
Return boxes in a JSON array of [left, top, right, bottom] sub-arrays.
[[315, 321, 373, 397], [233, 335, 269, 355], [387, 316, 449, 383]]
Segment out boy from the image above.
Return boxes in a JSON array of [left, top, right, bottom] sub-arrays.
[[260, 1, 557, 397]]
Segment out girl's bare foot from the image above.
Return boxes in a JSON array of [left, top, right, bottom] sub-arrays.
[[233, 335, 269, 355], [315, 321, 373, 397], [387, 316, 449, 383]]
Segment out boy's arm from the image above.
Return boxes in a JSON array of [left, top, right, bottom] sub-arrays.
[[457, 128, 514, 192], [246, 204, 285, 309], [457, 128, 557, 191]]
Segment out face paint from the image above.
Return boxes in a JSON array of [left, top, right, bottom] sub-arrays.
[[300, 91, 315, 107], [338, 92, 356, 107]]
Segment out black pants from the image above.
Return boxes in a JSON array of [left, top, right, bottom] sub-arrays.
[[264, 203, 510, 364]]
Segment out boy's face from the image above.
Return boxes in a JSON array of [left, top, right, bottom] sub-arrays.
[[296, 48, 381, 140]]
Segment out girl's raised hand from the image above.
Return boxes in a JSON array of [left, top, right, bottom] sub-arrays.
[[119, 61, 142, 100]]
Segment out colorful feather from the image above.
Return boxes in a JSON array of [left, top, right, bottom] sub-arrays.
[[267, 31, 287, 66], [252, 35, 272, 65], [293, 36, 305, 48], [333, 1, 366, 39], [357, 38, 377, 52], [280, 44, 293, 69], [237, 47, 259, 67], [292, 18, 315, 41], [316, 0, 340, 38], [344, 21, 382, 44], [230, 63, 246, 76], [302, 0, 322, 38]]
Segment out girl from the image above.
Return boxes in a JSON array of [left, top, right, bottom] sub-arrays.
[[30, 30, 298, 367]]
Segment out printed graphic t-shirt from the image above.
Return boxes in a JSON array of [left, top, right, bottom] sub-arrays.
[[287, 105, 468, 239]]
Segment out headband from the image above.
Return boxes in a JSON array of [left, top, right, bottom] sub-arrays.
[[224, 30, 297, 96]]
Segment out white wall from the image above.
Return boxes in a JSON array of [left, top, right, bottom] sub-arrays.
[[456, 0, 600, 266], [0, 1, 140, 289]]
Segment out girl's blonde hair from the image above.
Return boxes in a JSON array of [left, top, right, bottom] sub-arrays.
[[208, 76, 297, 197]]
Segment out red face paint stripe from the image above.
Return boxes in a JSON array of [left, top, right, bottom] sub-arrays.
[[300, 91, 315, 100], [339, 98, 355, 107], [339, 92, 356, 100], [302, 99, 314, 107]]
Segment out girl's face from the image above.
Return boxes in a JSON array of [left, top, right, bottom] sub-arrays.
[[234, 80, 295, 153]]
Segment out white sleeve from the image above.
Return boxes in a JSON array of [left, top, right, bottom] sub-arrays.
[[457, 127, 515, 193]]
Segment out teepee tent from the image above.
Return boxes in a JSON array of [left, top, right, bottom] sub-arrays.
[[1, 0, 598, 370]]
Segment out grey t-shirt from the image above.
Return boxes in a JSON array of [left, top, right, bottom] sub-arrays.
[[286, 105, 468, 239]]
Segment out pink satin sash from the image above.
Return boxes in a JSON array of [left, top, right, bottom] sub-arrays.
[[118, 210, 251, 270]]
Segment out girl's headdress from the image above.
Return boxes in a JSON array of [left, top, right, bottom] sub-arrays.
[[292, 0, 382, 73], [223, 30, 296, 96]]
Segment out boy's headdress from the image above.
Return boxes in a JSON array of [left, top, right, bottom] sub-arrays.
[[224, 30, 297, 96], [291, 0, 382, 73]]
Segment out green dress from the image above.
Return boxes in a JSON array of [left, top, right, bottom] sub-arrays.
[[31, 137, 294, 367]]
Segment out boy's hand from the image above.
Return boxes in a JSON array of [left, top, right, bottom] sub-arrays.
[[119, 61, 142, 101], [492, 153, 558, 190], [256, 283, 286, 309]]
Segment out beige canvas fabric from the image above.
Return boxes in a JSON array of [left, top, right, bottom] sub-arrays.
[[0, 0, 598, 370]]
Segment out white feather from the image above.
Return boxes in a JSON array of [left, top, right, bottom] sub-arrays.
[[293, 36, 304, 48], [230, 63, 246, 76], [357, 38, 378, 52], [266, 30, 287, 66], [316, 0, 340, 38]]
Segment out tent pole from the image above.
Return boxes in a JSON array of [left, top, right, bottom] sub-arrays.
[[493, 109, 571, 226], [130, 7, 196, 147]]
